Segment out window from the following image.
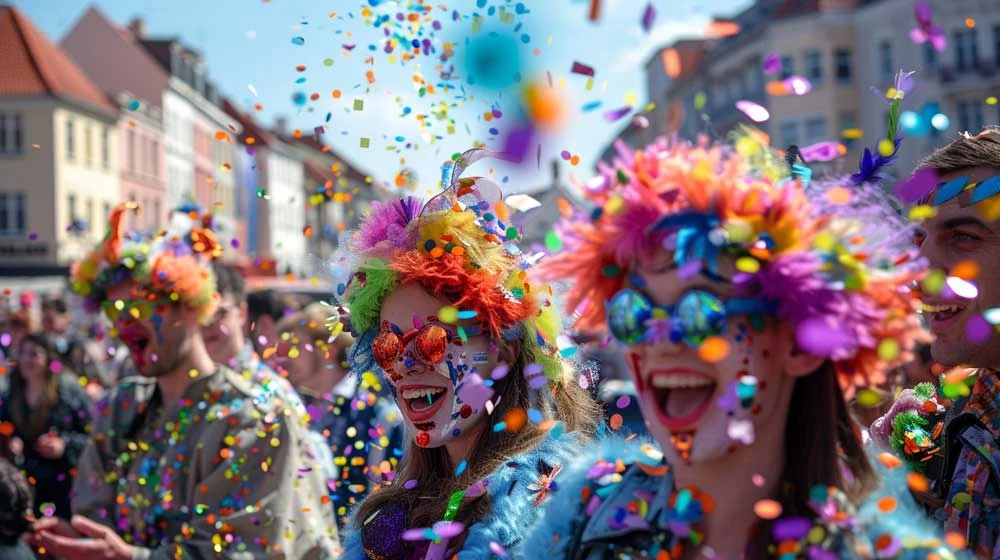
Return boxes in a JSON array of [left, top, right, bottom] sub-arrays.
[[141, 136, 148, 175], [128, 129, 136, 173], [154, 201, 161, 229], [65, 118, 75, 161], [83, 124, 92, 166], [879, 41, 893, 81], [0, 114, 24, 154], [152, 140, 159, 177], [838, 112, 857, 133], [780, 55, 794, 79], [995, 25, 1000, 67], [103, 202, 111, 221], [779, 120, 799, 146], [954, 29, 980, 72], [85, 198, 94, 232], [805, 49, 823, 83], [0, 192, 26, 237], [746, 58, 762, 92], [805, 116, 827, 144], [101, 127, 110, 169], [923, 43, 937, 70], [68, 193, 77, 225], [835, 49, 852, 83], [958, 101, 984, 132]]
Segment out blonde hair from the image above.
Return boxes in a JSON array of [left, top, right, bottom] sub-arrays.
[[917, 126, 1000, 174]]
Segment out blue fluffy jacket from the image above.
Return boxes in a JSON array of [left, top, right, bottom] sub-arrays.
[[341, 430, 587, 560]]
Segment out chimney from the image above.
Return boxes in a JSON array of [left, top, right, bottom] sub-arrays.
[[274, 116, 288, 138], [128, 17, 146, 39]]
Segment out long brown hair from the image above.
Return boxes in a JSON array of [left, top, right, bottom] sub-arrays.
[[8, 334, 62, 443], [353, 343, 601, 550], [750, 360, 878, 557]]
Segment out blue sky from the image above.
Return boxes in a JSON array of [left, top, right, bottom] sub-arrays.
[[18, 0, 749, 195]]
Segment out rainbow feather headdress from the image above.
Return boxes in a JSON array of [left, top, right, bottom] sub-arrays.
[[536, 134, 930, 394], [69, 202, 222, 324], [343, 149, 569, 385]]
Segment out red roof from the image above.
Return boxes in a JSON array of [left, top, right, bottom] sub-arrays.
[[0, 6, 115, 113]]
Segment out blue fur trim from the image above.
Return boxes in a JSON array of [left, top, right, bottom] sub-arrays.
[[347, 330, 381, 383], [858, 456, 972, 559], [340, 431, 603, 560], [518, 436, 654, 558]]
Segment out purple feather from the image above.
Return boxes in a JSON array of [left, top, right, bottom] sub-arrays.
[[353, 196, 423, 255]]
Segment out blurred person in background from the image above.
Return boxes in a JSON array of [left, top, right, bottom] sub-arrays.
[[205, 264, 279, 379], [274, 303, 403, 527], [0, 333, 91, 519], [40, 297, 82, 364], [0, 311, 31, 363], [246, 289, 299, 357], [0, 458, 35, 560]]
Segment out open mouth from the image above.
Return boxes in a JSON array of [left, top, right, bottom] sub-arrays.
[[649, 371, 717, 430], [119, 329, 151, 369], [922, 303, 967, 333], [399, 386, 448, 423]]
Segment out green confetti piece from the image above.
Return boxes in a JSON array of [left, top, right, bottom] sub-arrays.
[[544, 231, 563, 251], [457, 325, 468, 343], [616, 169, 629, 185], [601, 264, 622, 277], [354, 99, 364, 111], [323, 58, 334, 67], [360, 138, 370, 148], [505, 226, 519, 240]]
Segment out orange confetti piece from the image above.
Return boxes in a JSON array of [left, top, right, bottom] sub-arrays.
[[504, 408, 527, 433], [877, 452, 903, 469], [557, 198, 572, 217], [950, 260, 980, 280], [697, 336, 730, 363], [876, 496, 897, 512], [332, 89, 342, 99], [753, 499, 782, 519], [945, 532, 966, 549], [366, 70, 376, 84], [907, 472, 929, 493], [214, 130, 228, 141], [609, 413, 623, 430], [825, 186, 852, 205]]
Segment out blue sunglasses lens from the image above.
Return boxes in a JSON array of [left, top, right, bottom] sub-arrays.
[[607, 289, 653, 344], [674, 291, 727, 346]]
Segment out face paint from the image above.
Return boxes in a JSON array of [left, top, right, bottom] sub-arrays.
[[471, 351, 489, 364], [670, 431, 694, 463]]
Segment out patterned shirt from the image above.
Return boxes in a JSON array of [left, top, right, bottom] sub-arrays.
[[940, 369, 1000, 558]]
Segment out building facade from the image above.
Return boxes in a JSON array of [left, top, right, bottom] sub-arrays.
[[114, 92, 167, 233], [0, 6, 119, 275]]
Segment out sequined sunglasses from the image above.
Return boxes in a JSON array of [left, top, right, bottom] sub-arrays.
[[606, 288, 773, 346], [372, 322, 457, 372]]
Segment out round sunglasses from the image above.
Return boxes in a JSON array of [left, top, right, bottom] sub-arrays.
[[101, 299, 153, 322], [606, 288, 773, 346], [372, 323, 456, 372]]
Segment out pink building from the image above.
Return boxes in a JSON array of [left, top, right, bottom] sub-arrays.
[[115, 92, 167, 232], [192, 121, 213, 211], [62, 6, 168, 230]]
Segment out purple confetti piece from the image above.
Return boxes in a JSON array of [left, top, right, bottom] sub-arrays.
[[570, 61, 595, 77], [604, 106, 633, 122], [763, 52, 781, 75], [676, 259, 702, 281], [403, 479, 419, 490], [402, 528, 427, 541], [489, 542, 508, 557], [525, 363, 543, 377], [491, 364, 509, 380], [503, 126, 534, 163], [966, 314, 992, 344], [799, 141, 841, 163], [895, 167, 939, 203], [455, 373, 494, 409], [641, 3, 656, 32], [529, 375, 549, 390]]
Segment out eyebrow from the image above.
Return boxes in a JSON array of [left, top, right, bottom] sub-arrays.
[[940, 216, 994, 233]]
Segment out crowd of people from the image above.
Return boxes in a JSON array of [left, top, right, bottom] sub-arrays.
[[0, 124, 998, 559]]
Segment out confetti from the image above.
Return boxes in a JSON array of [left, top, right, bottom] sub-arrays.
[[603, 106, 632, 122], [640, 3, 656, 32], [570, 61, 595, 77], [359, 138, 370, 148], [735, 100, 769, 122], [753, 499, 782, 519], [291, 36, 305, 46]]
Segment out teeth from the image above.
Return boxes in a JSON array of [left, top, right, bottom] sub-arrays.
[[401, 387, 446, 400], [651, 375, 714, 389], [923, 304, 963, 313]]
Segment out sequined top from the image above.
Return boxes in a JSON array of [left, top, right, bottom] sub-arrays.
[[72, 367, 339, 559], [937, 369, 1000, 558], [521, 437, 967, 560]]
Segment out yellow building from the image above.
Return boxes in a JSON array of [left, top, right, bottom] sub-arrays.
[[0, 6, 118, 276]]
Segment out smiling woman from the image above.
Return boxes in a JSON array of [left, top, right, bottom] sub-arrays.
[[339, 149, 601, 560]]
